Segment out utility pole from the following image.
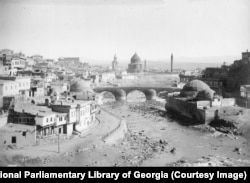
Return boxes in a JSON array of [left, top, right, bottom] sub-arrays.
[[58, 132, 60, 153]]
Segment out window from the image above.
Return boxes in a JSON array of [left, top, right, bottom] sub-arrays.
[[12, 136, 16, 143], [5, 86, 7, 91], [50, 117, 53, 122], [46, 118, 48, 122], [22, 132, 26, 137]]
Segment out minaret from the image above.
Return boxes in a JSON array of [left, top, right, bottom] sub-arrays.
[[112, 54, 118, 71], [171, 53, 173, 72]]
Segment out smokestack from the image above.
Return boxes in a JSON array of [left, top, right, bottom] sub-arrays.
[[171, 53, 173, 72]]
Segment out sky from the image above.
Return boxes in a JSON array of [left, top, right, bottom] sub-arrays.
[[0, 0, 249, 62]]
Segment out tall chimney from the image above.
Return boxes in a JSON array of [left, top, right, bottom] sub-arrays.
[[144, 60, 147, 71], [171, 53, 173, 72]]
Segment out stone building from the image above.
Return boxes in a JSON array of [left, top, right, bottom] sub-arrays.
[[166, 80, 236, 124], [127, 53, 143, 73], [0, 123, 36, 148], [201, 50, 250, 96]]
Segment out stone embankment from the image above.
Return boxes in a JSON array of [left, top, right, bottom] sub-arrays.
[[101, 107, 128, 144]]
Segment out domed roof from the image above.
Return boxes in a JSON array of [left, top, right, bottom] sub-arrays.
[[70, 78, 92, 93], [181, 80, 215, 100], [182, 80, 210, 92], [131, 53, 141, 63]]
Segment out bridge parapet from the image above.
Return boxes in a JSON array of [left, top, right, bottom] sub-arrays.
[[93, 86, 181, 101]]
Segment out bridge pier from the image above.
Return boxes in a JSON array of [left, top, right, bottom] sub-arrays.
[[144, 89, 157, 101], [113, 89, 127, 102]]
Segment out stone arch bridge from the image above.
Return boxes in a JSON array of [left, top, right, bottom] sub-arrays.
[[93, 86, 181, 101]]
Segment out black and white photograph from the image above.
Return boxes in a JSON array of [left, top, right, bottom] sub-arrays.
[[0, 0, 250, 168]]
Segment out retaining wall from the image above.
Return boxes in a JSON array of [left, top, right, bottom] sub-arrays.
[[101, 107, 128, 144]]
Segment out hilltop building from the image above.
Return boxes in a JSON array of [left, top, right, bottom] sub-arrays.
[[201, 50, 250, 97], [127, 53, 143, 73]]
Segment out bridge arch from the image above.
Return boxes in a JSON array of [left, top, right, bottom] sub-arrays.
[[126, 89, 146, 102], [100, 89, 126, 101], [100, 91, 116, 103]]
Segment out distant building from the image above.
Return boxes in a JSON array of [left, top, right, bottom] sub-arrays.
[[127, 53, 143, 73], [100, 72, 116, 82], [0, 80, 19, 108], [237, 85, 250, 108], [11, 57, 26, 71], [57, 57, 80, 67], [0, 76, 31, 99], [0, 49, 14, 57], [240, 85, 250, 99], [179, 69, 202, 83], [112, 54, 118, 71], [200, 50, 250, 96], [50, 81, 70, 95]]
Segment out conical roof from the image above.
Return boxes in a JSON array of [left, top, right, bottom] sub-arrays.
[[131, 53, 141, 63]]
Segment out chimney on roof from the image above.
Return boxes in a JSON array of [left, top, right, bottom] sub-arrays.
[[22, 109, 25, 113], [61, 101, 63, 105]]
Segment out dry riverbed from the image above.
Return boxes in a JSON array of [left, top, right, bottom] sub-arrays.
[[1, 101, 250, 167]]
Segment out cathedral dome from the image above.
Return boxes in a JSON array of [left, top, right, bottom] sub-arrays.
[[131, 53, 141, 63]]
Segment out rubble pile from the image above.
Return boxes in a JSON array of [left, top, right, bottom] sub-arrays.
[[168, 155, 250, 167], [117, 132, 174, 166]]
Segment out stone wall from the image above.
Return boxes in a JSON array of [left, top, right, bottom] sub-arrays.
[[0, 124, 36, 148], [103, 120, 127, 144]]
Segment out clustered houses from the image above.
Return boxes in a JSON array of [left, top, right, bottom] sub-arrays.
[[6, 98, 97, 145], [0, 48, 100, 148], [51, 100, 97, 134]]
